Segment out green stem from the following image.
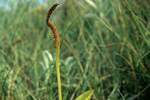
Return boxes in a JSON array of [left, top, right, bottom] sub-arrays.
[[56, 46, 62, 100]]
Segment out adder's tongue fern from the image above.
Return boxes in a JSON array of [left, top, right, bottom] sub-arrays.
[[46, 3, 60, 48], [46, 3, 62, 100]]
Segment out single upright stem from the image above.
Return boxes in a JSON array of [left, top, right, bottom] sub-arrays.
[[56, 46, 62, 100], [46, 4, 62, 100]]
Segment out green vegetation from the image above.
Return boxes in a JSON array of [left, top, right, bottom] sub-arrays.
[[0, 0, 149, 100]]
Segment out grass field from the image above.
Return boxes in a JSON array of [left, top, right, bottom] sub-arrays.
[[0, 0, 150, 100]]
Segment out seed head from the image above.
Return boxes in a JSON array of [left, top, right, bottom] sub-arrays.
[[46, 3, 60, 48]]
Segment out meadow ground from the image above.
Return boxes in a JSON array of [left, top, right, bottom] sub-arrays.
[[0, 0, 150, 100]]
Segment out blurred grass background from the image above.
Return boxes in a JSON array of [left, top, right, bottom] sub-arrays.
[[0, 0, 150, 100]]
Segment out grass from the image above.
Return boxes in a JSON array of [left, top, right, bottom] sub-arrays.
[[0, 0, 150, 100]]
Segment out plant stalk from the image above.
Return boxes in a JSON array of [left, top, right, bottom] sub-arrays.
[[56, 45, 62, 100], [46, 4, 62, 100]]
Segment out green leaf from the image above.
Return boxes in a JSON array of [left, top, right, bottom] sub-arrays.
[[75, 90, 93, 100]]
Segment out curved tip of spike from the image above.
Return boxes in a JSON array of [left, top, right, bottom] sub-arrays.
[[46, 3, 59, 25]]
